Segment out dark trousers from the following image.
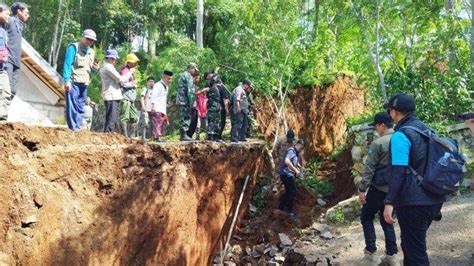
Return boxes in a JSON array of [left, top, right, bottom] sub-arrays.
[[278, 174, 297, 213], [104, 100, 120, 133], [361, 187, 398, 255], [5, 63, 20, 97], [231, 112, 247, 142], [65, 83, 88, 131], [219, 108, 227, 138], [397, 205, 441, 266], [187, 108, 198, 137]]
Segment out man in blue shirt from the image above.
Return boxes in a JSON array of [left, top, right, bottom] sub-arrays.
[[278, 139, 305, 219], [63, 29, 98, 131], [383, 93, 444, 265]]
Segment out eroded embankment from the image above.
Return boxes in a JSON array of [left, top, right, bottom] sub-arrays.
[[0, 123, 270, 265]]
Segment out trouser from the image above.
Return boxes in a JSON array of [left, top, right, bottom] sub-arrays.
[[397, 204, 441, 266], [208, 109, 221, 138], [66, 83, 88, 131], [138, 111, 149, 141], [187, 108, 198, 137], [278, 174, 297, 213], [231, 111, 247, 142], [361, 186, 398, 256], [0, 71, 11, 120], [179, 105, 192, 133], [149, 111, 165, 139], [218, 107, 227, 138], [5, 63, 19, 97], [120, 100, 138, 138], [196, 116, 208, 136], [104, 100, 120, 133]]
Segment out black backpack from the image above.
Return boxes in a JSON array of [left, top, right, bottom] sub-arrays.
[[401, 126, 466, 196]]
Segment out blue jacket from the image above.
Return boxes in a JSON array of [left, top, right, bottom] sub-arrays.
[[386, 114, 445, 207]]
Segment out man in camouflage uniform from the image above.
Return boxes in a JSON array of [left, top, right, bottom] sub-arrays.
[[176, 63, 198, 141], [246, 89, 255, 138], [206, 76, 222, 142]]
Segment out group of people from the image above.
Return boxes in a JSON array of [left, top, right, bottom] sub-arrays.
[[276, 93, 472, 265], [0, 2, 29, 121], [61, 29, 256, 142]]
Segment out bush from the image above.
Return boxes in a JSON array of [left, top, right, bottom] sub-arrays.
[[297, 176, 334, 197], [327, 207, 345, 224]]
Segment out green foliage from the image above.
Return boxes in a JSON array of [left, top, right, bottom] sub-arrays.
[[346, 110, 379, 127], [327, 207, 346, 224], [250, 176, 272, 215], [297, 158, 335, 197]]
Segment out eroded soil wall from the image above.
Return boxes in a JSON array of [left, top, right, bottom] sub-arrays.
[[0, 123, 269, 265]]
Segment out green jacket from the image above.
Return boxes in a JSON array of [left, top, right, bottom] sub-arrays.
[[359, 128, 394, 193], [176, 71, 195, 107]]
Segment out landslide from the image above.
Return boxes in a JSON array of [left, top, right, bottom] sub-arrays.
[[255, 74, 365, 158], [0, 123, 270, 265]]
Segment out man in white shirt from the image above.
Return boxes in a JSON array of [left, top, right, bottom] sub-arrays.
[[138, 76, 154, 141], [149, 70, 173, 141]]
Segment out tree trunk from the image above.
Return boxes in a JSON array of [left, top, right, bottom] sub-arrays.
[[314, 0, 320, 38], [351, 0, 388, 102], [147, 25, 158, 58], [48, 0, 63, 66], [53, 11, 67, 69], [196, 0, 204, 48]]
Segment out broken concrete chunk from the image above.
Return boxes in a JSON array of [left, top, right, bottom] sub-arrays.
[[274, 254, 285, 263], [249, 203, 258, 213], [312, 223, 331, 234], [245, 246, 252, 256], [278, 233, 292, 246], [317, 198, 327, 206], [224, 261, 236, 266], [320, 231, 333, 239]]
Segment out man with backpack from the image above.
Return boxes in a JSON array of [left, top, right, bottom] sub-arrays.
[[383, 93, 465, 265], [0, 3, 11, 121], [358, 112, 399, 265], [63, 29, 99, 131]]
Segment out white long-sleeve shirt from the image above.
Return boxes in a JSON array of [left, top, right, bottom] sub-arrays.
[[149, 80, 168, 114], [99, 63, 131, 101]]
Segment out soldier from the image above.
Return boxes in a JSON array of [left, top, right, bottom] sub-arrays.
[[176, 63, 198, 141], [245, 88, 255, 138], [206, 75, 222, 142]]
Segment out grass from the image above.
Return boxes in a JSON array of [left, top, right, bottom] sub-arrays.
[[327, 207, 346, 224]]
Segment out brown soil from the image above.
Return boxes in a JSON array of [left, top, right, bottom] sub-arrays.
[[255, 74, 365, 158], [0, 123, 270, 265]]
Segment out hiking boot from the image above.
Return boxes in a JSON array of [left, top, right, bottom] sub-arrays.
[[363, 249, 382, 265], [180, 131, 193, 141], [382, 253, 401, 266]]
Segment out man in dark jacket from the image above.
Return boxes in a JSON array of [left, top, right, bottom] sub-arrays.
[[5, 2, 29, 97], [383, 93, 445, 265]]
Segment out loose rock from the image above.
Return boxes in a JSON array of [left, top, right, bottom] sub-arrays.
[[278, 233, 292, 246], [321, 231, 333, 239], [317, 199, 327, 206]]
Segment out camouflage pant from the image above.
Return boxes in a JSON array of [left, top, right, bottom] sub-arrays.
[[179, 105, 192, 132], [207, 109, 221, 135]]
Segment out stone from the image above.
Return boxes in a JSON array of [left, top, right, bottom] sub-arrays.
[[320, 231, 333, 239], [233, 235, 243, 241], [254, 244, 266, 254], [274, 255, 285, 263], [224, 261, 236, 266], [312, 223, 331, 234], [351, 146, 363, 161], [232, 245, 243, 256], [317, 199, 327, 206], [245, 246, 252, 256], [251, 251, 261, 259], [267, 262, 280, 266], [249, 203, 258, 213], [278, 233, 292, 246]]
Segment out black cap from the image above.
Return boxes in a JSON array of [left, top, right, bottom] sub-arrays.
[[456, 112, 474, 121], [286, 130, 295, 140], [163, 70, 173, 76], [383, 93, 416, 113], [242, 79, 252, 86], [296, 139, 305, 146], [368, 112, 393, 127]]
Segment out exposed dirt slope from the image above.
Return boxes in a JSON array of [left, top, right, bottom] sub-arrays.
[[255, 74, 365, 158], [0, 123, 270, 265]]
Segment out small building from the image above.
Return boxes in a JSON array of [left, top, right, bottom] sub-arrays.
[[7, 38, 65, 126]]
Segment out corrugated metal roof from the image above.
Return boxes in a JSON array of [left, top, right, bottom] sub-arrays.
[[21, 38, 65, 105]]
